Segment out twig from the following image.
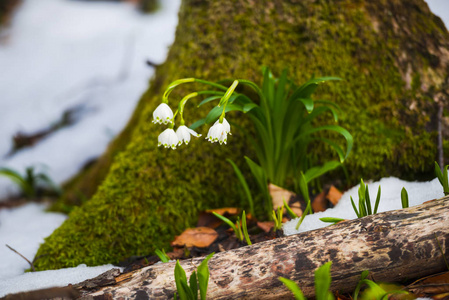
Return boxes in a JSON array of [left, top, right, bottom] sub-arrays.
[[6, 244, 35, 272]]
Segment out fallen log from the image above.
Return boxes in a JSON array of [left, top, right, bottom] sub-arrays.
[[81, 196, 449, 299]]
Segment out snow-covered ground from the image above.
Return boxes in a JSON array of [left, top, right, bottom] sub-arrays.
[[0, 0, 181, 198]]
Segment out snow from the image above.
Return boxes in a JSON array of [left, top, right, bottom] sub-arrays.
[[0, 0, 181, 198], [283, 176, 445, 235]]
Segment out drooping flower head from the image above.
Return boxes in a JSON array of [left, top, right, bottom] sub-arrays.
[[153, 103, 174, 125], [206, 118, 231, 145], [176, 125, 201, 146], [158, 128, 179, 150]]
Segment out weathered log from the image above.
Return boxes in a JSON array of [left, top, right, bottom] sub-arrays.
[[82, 196, 449, 299]]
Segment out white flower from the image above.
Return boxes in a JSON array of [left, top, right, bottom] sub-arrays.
[[158, 128, 179, 149], [206, 118, 231, 145], [176, 125, 201, 145], [153, 103, 174, 125]]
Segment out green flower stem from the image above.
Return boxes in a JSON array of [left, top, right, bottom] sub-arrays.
[[194, 79, 229, 91], [178, 92, 199, 125], [163, 78, 195, 102]]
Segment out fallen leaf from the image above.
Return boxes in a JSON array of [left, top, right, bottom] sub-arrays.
[[197, 212, 222, 228], [257, 221, 275, 233], [327, 185, 343, 205], [408, 271, 449, 294], [312, 190, 327, 212], [269, 183, 295, 210], [205, 207, 240, 216], [171, 227, 218, 248]]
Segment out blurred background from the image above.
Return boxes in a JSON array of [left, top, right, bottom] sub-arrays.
[[0, 0, 447, 200]]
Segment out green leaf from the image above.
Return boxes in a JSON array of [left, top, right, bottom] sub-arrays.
[[315, 262, 333, 300], [204, 103, 243, 124], [283, 199, 298, 219], [198, 95, 222, 107], [319, 217, 345, 224], [197, 253, 214, 300], [365, 186, 372, 215], [241, 211, 252, 245], [212, 212, 239, 238], [401, 187, 409, 208], [227, 159, 254, 217], [243, 102, 258, 113], [351, 196, 361, 218], [189, 118, 206, 130], [155, 249, 170, 263], [279, 277, 306, 300], [435, 161, 444, 186], [353, 270, 370, 300], [244, 156, 270, 210], [298, 98, 314, 113], [304, 161, 341, 183], [174, 260, 192, 300], [373, 186, 381, 214], [296, 172, 311, 230], [189, 271, 198, 300]]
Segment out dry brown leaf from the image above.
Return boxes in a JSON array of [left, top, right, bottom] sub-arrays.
[[205, 207, 239, 216], [197, 212, 222, 228], [312, 190, 327, 212], [269, 183, 295, 209], [408, 271, 449, 294], [327, 185, 343, 205], [171, 227, 218, 248], [257, 221, 275, 233]]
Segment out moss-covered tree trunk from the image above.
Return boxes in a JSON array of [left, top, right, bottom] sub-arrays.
[[35, 0, 449, 270]]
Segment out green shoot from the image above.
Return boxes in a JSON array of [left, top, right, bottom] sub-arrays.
[[272, 205, 284, 231], [212, 211, 251, 245], [353, 270, 407, 300], [350, 179, 381, 218], [296, 172, 312, 230], [174, 252, 214, 300], [435, 161, 449, 196], [227, 159, 255, 217], [279, 261, 334, 300], [401, 187, 409, 208], [155, 249, 170, 263]]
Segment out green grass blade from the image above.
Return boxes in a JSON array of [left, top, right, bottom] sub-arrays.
[[365, 186, 372, 215], [304, 161, 341, 183], [283, 199, 298, 219], [189, 271, 198, 300], [353, 270, 370, 300], [319, 217, 345, 224], [227, 159, 255, 217], [174, 260, 192, 300], [279, 277, 306, 300], [212, 212, 238, 235], [373, 185, 381, 214], [435, 161, 444, 186], [197, 253, 214, 300], [241, 211, 252, 245], [315, 262, 333, 300], [351, 196, 360, 218], [155, 249, 170, 263]]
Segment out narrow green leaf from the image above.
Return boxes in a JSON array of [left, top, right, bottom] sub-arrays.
[[174, 260, 191, 300], [279, 277, 306, 300], [189, 271, 198, 300], [227, 159, 255, 217], [198, 95, 222, 107], [197, 253, 214, 300], [212, 212, 238, 235], [283, 199, 298, 219], [304, 161, 341, 183], [315, 262, 333, 300], [241, 211, 252, 245], [401, 187, 409, 208], [435, 161, 444, 186], [204, 103, 243, 124], [353, 270, 370, 300], [373, 186, 381, 214], [298, 98, 314, 113], [155, 249, 170, 263], [351, 196, 360, 218], [319, 217, 345, 224], [243, 102, 258, 113], [365, 186, 372, 215], [244, 156, 269, 207], [189, 118, 206, 130]]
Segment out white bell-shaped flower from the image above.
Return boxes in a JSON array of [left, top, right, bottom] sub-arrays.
[[176, 125, 201, 145], [158, 128, 179, 150], [153, 103, 174, 125], [206, 118, 231, 145]]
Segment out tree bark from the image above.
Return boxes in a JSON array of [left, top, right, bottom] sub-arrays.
[[79, 196, 449, 299]]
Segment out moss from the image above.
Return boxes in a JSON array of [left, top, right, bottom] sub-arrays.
[[35, 0, 449, 270]]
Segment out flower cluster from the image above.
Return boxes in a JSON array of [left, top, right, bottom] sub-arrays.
[[153, 103, 231, 150]]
